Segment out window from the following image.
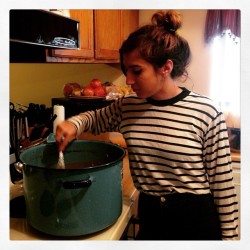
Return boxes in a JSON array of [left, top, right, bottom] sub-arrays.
[[204, 10, 241, 127], [209, 29, 240, 116]]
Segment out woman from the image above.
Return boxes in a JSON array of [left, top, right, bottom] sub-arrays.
[[56, 11, 239, 240]]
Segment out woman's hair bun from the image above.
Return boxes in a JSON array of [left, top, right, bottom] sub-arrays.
[[151, 10, 182, 34]]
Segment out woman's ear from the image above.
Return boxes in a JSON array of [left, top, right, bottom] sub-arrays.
[[162, 59, 173, 75]]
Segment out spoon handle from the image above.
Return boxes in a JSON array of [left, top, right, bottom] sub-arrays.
[[57, 151, 65, 169]]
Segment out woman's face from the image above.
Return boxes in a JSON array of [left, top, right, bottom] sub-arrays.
[[122, 49, 166, 99]]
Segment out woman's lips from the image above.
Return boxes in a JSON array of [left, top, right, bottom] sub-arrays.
[[132, 87, 139, 92]]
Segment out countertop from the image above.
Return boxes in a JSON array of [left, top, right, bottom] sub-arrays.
[[10, 132, 138, 240], [231, 151, 241, 163]]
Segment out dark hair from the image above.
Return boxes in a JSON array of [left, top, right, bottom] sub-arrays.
[[119, 10, 191, 80]]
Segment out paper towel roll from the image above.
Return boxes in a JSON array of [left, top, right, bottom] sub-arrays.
[[53, 105, 65, 134]]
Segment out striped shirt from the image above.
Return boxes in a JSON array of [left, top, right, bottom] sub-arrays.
[[68, 87, 239, 240]]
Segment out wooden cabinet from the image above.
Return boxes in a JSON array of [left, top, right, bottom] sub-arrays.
[[94, 10, 139, 60], [51, 10, 94, 59], [121, 10, 140, 42], [94, 10, 122, 60], [47, 10, 139, 63], [47, 10, 94, 62]]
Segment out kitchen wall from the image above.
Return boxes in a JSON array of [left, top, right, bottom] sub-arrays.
[[9, 63, 125, 107], [10, 9, 210, 108], [139, 10, 210, 95]]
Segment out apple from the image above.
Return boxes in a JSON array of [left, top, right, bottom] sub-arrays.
[[89, 79, 102, 89], [72, 88, 82, 96], [94, 86, 106, 97], [70, 82, 81, 89], [82, 86, 95, 96], [63, 84, 73, 96], [63, 82, 82, 96]]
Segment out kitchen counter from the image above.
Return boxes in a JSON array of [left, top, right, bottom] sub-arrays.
[[10, 132, 138, 240], [231, 151, 240, 162]]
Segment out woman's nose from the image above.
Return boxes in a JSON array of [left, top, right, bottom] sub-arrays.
[[126, 73, 135, 86]]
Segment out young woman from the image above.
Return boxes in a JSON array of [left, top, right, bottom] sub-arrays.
[[56, 11, 239, 240]]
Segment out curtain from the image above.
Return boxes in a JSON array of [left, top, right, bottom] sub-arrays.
[[204, 10, 241, 43]]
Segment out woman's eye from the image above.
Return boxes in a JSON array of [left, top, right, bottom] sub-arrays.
[[133, 69, 142, 75]]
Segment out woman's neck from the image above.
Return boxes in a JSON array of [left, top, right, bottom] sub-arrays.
[[151, 80, 182, 101]]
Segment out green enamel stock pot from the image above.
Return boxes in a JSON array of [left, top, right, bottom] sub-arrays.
[[19, 139, 125, 237]]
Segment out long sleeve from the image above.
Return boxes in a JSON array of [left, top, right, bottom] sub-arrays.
[[203, 111, 239, 240], [67, 98, 123, 136]]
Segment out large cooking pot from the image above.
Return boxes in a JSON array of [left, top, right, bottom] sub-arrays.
[[19, 140, 125, 237]]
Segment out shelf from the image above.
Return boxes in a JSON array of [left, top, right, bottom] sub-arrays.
[[10, 10, 80, 62], [10, 10, 79, 49]]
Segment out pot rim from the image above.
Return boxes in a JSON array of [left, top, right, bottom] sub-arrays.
[[20, 140, 126, 171]]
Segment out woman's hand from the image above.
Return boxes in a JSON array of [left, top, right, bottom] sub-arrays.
[[55, 120, 77, 152]]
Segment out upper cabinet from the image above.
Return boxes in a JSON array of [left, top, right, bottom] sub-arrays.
[[49, 10, 94, 59], [10, 10, 80, 63], [94, 10, 122, 60], [47, 10, 139, 63]]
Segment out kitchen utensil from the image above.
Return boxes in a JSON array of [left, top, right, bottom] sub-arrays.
[[57, 151, 65, 169], [42, 114, 57, 139], [29, 113, 57, 141], [19, 140, 125, 236]]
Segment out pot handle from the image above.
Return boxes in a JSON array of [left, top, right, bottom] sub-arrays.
[[62, 178, 92, 189]]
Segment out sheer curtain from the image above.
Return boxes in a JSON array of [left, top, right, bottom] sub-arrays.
[[205, 10, 241, 128]]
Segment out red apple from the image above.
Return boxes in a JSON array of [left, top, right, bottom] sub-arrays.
[[82, 86, 95, 96], [70, 82, 81, 89], [89, 79, 102, 89], [94, 86, 106, 97], [63, 83, 82, 96], [63, 84, 73, 96]]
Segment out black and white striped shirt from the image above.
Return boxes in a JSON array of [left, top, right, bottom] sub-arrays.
[[68, 88, 239, 240]]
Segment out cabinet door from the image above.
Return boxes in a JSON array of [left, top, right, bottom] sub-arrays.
[[121, 10, 139, 42], [51, 10, 94, 58], [94, 10, 122, 60]]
